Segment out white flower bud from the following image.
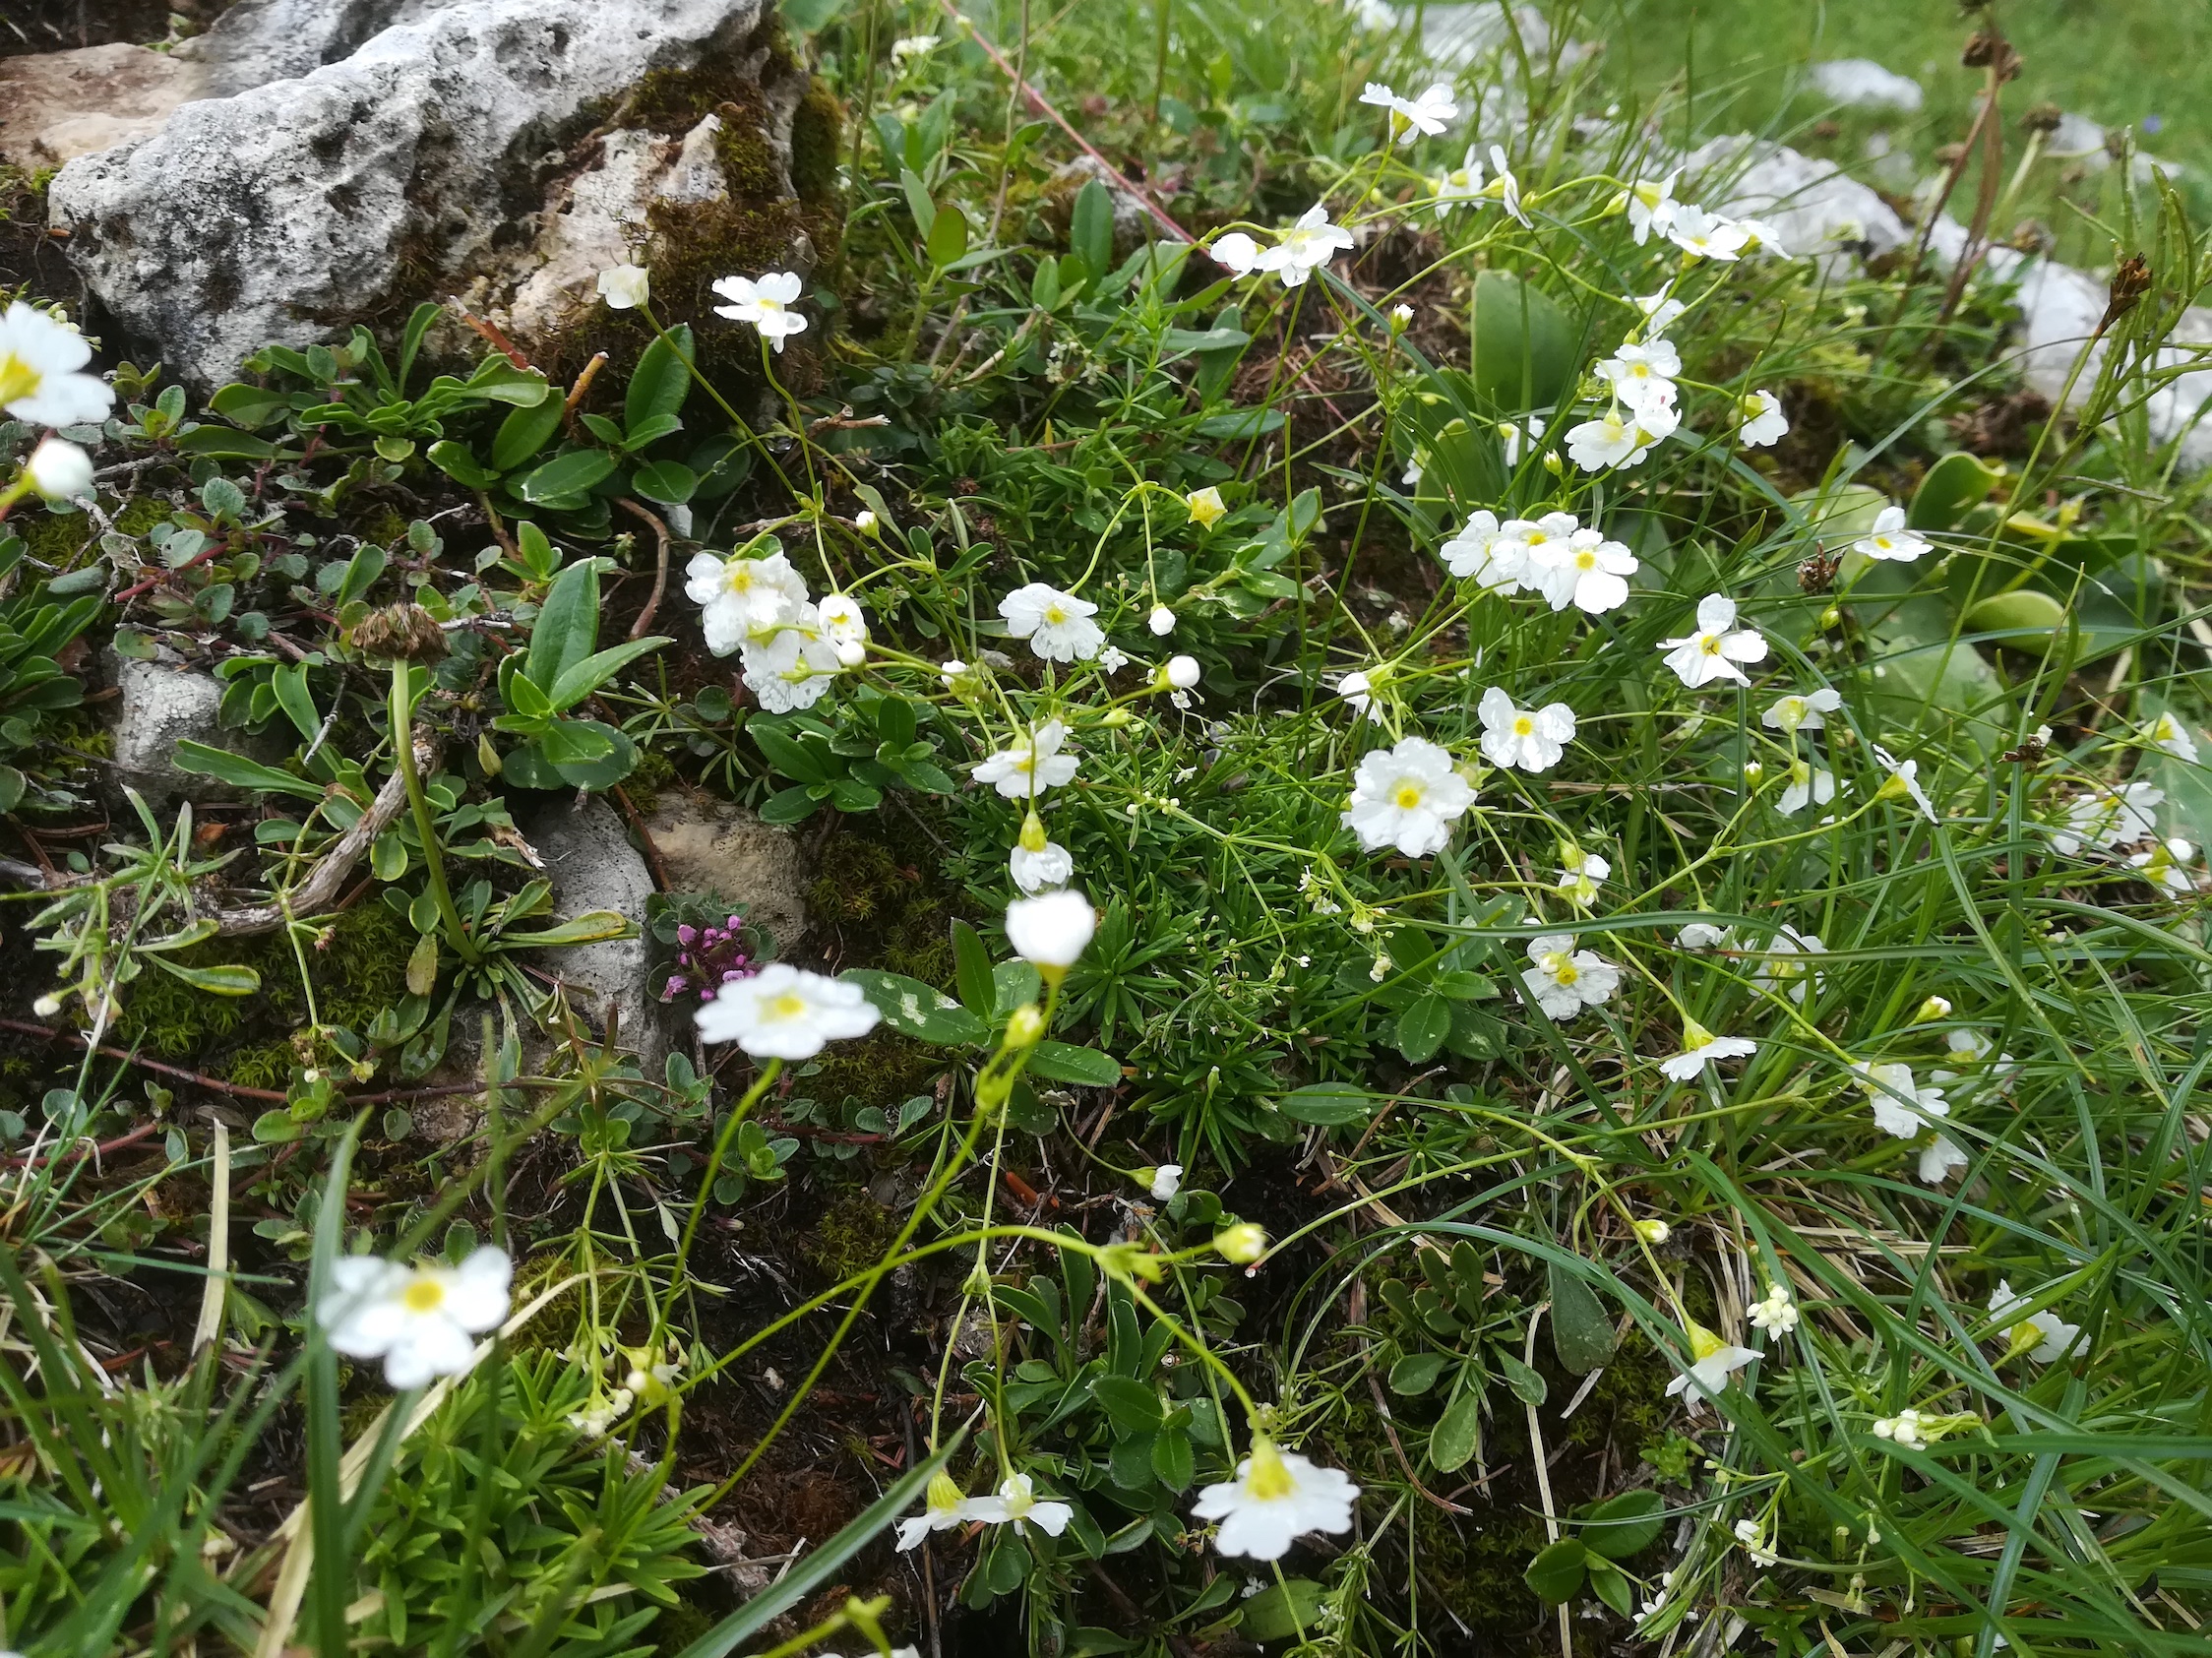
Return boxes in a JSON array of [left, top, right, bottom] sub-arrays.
[[595, 264, 650, 310], [1148, 604, 1176, 636], [26, 438, 93, 502]]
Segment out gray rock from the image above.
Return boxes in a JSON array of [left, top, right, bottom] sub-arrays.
[[521, 795, 668, 1070], [0, 44, 205, 172], [168, 0, 463, 98], [105, 650, 235, 817], [48, 0, 776, 386], [642, 786, 809, 950], [1807, 59, 1923, 115]]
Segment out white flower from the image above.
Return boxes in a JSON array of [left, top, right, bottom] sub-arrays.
[[1664, 1320, 1757, 1405], [1989, 1280, 2085, 1363], [1520, 934, 1621, 1020], [1555, 846, 1610, 906], [1567, 400, 1678, 472], [685, 545, 809, 654], [1763, 688, 1843, 734], [1480, 146, 1530, 226], [1191, 1440, 1359, 1560], [1666, 206, 1749, 261], [1734, 1517, 1778, 1568], [710, 272, 809, 352], [1442, 509, 1526, 592], [890, 32, 940, 62], [320, 1247, 512, 1389], [1496, 415, 1548, 466], [2144, 711, 2199, 763], [31, 994, 61, 1017], [999, 582, 1104, 663], [2053, 779, 2164, 855], [895, 1472, 973, 1551], [1006, 889, 1097, 969], [2128, 835, 2197, 894], [973, 718, 1080, 799], [1478, 686, 1574, 771], [1431, 146, 1485, 217], [1853, 505, 1930, 562], [1620, 171, 1680, 244], [817, 592, 870, 665], [1390, 302, 1415, 331], [1748, 1283, 1798, 1336], [1778, 759, 1836, 815], [1873, 1408, 1926, 1447], [595, 263, 650, 310], [1010, 838, 1074, 893], [1530, 527, 1637, 614], [854, 509, 880, 535], [1360, 81, 1457, 142], [1165, 654, 1202, 690], [1660, 593, 1768, 687], [1186, 485, 1228, 527], [1149, 1163, 1184, 1200], [1098, 645, 1130, 675], [1633, 286, 1687, 336], [1341, 736, 1476, 857], [739, 606, 841, 712], [1209, 232, 1261, 276], [964, 1472, 1075, 1536], [1633, 1218, 1671, 1245], [1751, 925, 1825, 1004], [0, 301, 114, 426], [697, 962, 880, 1058], [1678, 920, 1732, 950], [1854, 1060, 1949, 1140], [1917, 1134, 1969, 1185], [1254, 205, 1355, 288], [1594, 338, 1682, 412], [1335, 669, 1383, 721], [1148, 603, 1177, 636], [25, 438, 93, 502], [1736, 216, 1792, 258], [1660, 1021, 1756, 1079], [1737, 390, 1789, 448], [1873, 744, 1938, 822]]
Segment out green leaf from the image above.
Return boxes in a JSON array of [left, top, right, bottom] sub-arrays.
[[545, 723, 639, 790], [1388, 1353, 1447, 1395], [1580, 1490, 1664, 1561], [1908, 451, 2003, 532], [174, 426, 287, 461], [1587, 1559, 1635, 1617], [547, 635, 673, 711], [899, 167, 938, 239], [952, 919, 995, 1020], [1548, 1260, 1616, 1374], [1857, 636, 2011, 764], [173, 740, 327, 801], [926, 203, 972, 268], [1430, 1389, 1482, 1472], [527, 558, 600, 693], [1958, 587, 2068, 647], [146, 958, 261, 996], [749, 722, 831, 784], [1278, 1081, 1371, 1125], [758, 783, 821, 825], [209, 382, 292, 429], [1523, 1539, 1589, 1603], [517, 448, 619, 505], [337, 542, 388, 607], [843, 969, 989, 1046], [271, 664, 319, 742], [1395, 992, 1451, 1064], [1025, 1042, 1122, 1087], [1499, 1352, 1548, 1405], [1071, 177, 1115, 281], [405, 931, 439, 997], [1149, 1426, 1195, 1492], [1238, 1579, 1323, 1643], [501, 667, 555, 722], [537, 718, 617, 766], [371, 830, 407, 882], [1467, 272, 1577, 414], [627, 325, 695, 431], [1196, 408, 1285, 439], [498, 911, 631, 947], [1090, 1375, 1163, 1432], [488, 378, 565, 473], [630, 460, 698, 505]]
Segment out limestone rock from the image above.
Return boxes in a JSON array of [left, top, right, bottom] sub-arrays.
[[642, 786, 809, 950], [166, 0, 463, 98], [0, 44, 203, 171], [104, 649, 235, 816], [1807, 60, 1923, 115], [47, 0, 782, 387], [522, 795, 669, 1070]]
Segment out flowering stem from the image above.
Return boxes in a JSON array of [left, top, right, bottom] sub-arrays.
[[390, 659, 482, 967]]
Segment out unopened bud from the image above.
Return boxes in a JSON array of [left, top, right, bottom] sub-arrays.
[[1214, 1222, 1266, 1264], [1005, 1004, 1046, 1048]]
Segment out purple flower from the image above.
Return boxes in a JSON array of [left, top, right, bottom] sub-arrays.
[[678, 924, 698, 947]]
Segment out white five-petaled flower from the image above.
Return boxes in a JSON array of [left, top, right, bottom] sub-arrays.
[[1594, 338, 1682, 413], [965, 1472, 1075, 1536], [1620, 170, 1680, 244], [697, 962, 880, 1058], [1477, 686, 1574, 772], [1751, 924, 1825, 1004], [1854, 1059, 1949, 1140], [1520, 934, 1620, 1020], [2144, 711, 2199, 763], [710, 272, 809, 352], [1006, 889, 1098, 969], [1737, 390, 1789, 448], [1431, 146, 1486, 218], [816, 591, 869, 665], [1555, 846, 1610, 906], [1989, 1280, 2085, 1363], [1147, 1163, 1184, 1200], [1872, 743, 1938, 822], [1664, 1320, 1757, 1406], [1748, 1283, 1798, 1336], [1659, 1021, 1756, 1080], [2052, 780, 2163, 854], [1191, 1439, 1359, 1560], [1735, 216, 1792, 258], [1479, 146, 1531, 226], [1359, 81, 1458, 142], [685, 545, 810, 654], [1209, 231, 1261, 276], [1010, 838, 1075, 894], [2128, 835, 2197, 894], [1531, 527, 1637, 614], [26, 437, 94, 502], [1341, 736, 1475, 857], [896, 1472, 973, 1551], [1335, 668, 1383, 722], [1853, 505, 1931, 562], [1778, 759, 1836, 815], [973, 718, 1080, 800], [999, 581, 1105, 663], [596, 263, 650, 310], [1734, 1518, 1778, 1569], [1763, 687, 1843, 734], [1186, 485, 1228, 528], [1918, 1134, 1969, 1185], [0, 301, 114, 426], [320, 1247, 513, 1389], [739, 605, 842, 712], [1678, 919, 1733, 950], [1566, 399, 1679, 472], [1633, 286, 1688, 337], [1253, 205, 1355, 288], [1660, 593, 1768, 687], [1666, 205, 1749, 261]]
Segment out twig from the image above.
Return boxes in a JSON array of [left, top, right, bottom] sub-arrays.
[[0, 1117, 165, 1168], [448, 300, 532, 370], [0, 1022, 287, 1102], [562, 351, 610, 437], [616, 498, 674, 641]]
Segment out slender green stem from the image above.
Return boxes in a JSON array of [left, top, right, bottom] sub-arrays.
[[390, 658, 482, 966]]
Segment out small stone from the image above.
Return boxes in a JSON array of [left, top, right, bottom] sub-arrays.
[[0, 44, 205, 171], [522, 796, 668, 1070], [643, 787, 810, 950], [104, 649, 246, 816]]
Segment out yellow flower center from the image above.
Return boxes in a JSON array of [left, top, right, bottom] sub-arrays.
[[1246, 1440, 1295, 1501], [757, 296, 783, 316], [1512, 715, 1534, 736], [1543, 952, 1577, 985], [1042, 603, 1067, 625], [1699, 635, 1723, 654], [1393, 782, 1426, 810], [402, 1276, 446, 1314], [0, 352, 39, 407], [1573, 549, 1597, 571], [768, 993, 810, 1019]]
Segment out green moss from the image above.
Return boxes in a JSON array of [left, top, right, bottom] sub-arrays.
[[800, 1025, 943, 1113], [807, 1191, 901, 1282]]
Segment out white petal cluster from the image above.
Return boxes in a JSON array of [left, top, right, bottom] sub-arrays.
[[0, 302, 114, 427], [1341, 736, 1475, 857], [1520, 934, 1619, 1020], [1191, 1440, 1359, 1560], [685, 543, 848, 712], [999, 582, 1105, 663], [1210, 205, 1355, 289], [320, 1247, 513, 1388], [1359, 81, 1457, 143], [1478, 686, 1574, 771], [974, 718, 1080, 800], [2052, 779, 2163, 855], [697, 962, 881, 1058], [1659, 1021, 1755, 1079], [711, 271, 809, 352], [1853, 505, 1931, 563], [1660, 594, 1768, 687], [1989, 1280, 2085, 1363]]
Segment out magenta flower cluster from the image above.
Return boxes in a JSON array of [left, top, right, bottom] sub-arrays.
[[661, 916, 757, 1003]]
